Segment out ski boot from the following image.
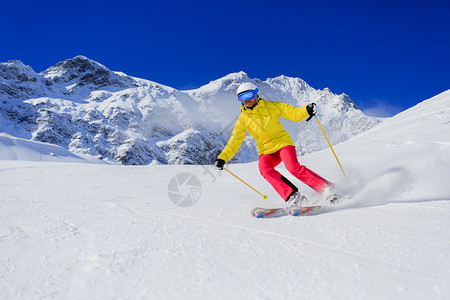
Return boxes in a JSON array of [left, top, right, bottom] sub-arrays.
[[287, 191, 307, 208], [322, 186, 339, 204]]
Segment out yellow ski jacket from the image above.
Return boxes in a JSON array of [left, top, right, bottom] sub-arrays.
[[218, 99, 310, 163]]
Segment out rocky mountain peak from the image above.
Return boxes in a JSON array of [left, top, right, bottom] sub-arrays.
[[41, 55, 135, 89], [42, 55, 107, 79], [0, 60, 38, 82], [0, 60, 39, 99]]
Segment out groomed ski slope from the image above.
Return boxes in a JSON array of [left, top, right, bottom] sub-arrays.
[[1, 90, 449, 299]]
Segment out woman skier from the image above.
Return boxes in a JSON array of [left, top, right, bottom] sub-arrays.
[[214, 82, 336, 207]]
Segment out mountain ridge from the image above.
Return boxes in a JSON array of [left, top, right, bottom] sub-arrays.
[[0, 56, 380, 165]]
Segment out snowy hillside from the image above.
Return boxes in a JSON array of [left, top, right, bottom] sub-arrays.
[[0, 56, 380, 165], [0, 90, 449, 299], [0, 132, 114, 164]]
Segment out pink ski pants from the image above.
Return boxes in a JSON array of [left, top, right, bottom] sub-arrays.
[[258, 145, 333, 201]]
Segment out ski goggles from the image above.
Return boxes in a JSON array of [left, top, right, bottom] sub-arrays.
[[237, 88, 259, 103]]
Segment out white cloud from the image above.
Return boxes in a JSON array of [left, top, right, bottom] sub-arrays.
[[361, 99, 404, 118]]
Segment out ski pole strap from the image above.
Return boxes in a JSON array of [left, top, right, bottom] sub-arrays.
[[223, 167, 268, 200]]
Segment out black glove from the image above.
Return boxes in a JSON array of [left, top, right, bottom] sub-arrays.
[[214, 159, 225, 170], [306, 103, 317, 121]]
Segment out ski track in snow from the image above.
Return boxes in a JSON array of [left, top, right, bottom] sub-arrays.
[[148, 205, 450, 282]]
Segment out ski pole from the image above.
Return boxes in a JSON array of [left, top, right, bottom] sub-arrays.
[[314, 115, 349, 180], [223, 167, 268, 199]]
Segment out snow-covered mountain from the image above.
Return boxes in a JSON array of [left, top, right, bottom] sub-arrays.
[[0, 56, 380, 165]]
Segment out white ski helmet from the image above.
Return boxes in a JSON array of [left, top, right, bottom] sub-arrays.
[[236, 82, 258, 96]]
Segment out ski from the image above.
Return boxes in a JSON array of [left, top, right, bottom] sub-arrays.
[[251, 205, 322, 218], [251, 207, 287, 218], [288, 205, 322, 216]]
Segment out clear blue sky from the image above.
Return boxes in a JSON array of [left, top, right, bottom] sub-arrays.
[[2, 0, 449, 116]]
